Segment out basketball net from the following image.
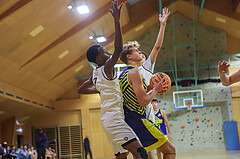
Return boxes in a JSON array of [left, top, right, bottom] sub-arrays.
[[186, 103, 192, 110]]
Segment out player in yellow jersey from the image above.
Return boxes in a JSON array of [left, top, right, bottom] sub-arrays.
[[152, 99, 172, 159], [119, 43, 176, 158]]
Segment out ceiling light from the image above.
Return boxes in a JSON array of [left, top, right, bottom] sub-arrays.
[[16, 128, 23, 133], [58, 50, 70, 59], [216, 17, 226, 23], [30, 25, 44, 37], [135, 24, 144, 32], [89, 36, 93, 39], [96, 36, 107, 43], [16, 120, 20, 125], [68, 5, 73, 9], [21, 116, 30, 121], [75, 65, 84, 72], [77, 4, 89, 14]]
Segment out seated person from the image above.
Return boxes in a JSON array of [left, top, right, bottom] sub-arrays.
[[9, 145, 18, 159], [45, 147, 56, 159], [16, 145, 23, 156], [28, 147, 37, 159], [2, 142, 9, 159], [17, 145, 31, 159]]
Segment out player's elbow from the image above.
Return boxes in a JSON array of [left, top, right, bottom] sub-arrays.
[[222, 83, 230, 86], [77, 88, 83, 94], [222, 82, 230, 86], [138, 99, 149, 108], [78, 87, 86, 94]]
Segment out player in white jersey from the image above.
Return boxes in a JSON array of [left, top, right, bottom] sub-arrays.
[[137, 7, 170, 159], [78, 1, 148, 159], [139, 52, 156, 123], [218, 60, 240, 86]]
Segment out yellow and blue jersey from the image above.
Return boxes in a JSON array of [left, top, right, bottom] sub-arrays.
[[118, 65, 168, 152], [118, 65, 147, 116], [155, 109, 167, 135]]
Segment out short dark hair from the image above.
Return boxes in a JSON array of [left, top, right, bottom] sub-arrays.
[[141, 51, 148, 60], [151, 99, 158, 103], [86, 44, 101, 63]]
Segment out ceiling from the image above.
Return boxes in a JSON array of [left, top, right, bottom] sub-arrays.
[[0, 96, 51, 123], [0, 0, 240, 121]]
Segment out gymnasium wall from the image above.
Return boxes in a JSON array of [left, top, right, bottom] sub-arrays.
[[0, 123, 1, 142], [30, 110, 82, 128], [0, 116, 16, 145], [54, 95, 114, 158], [230, 66, 240, 142]]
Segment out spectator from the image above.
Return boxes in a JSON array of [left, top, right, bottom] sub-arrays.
[[27, 148, 32, 158], [17, 145, 31, 159], [5, 146, 11, 159], [35, 128, 47, 159], [84, 136, 92, 159], [0, 143, 3, 159], [45, 147, 55, 159], [29, 147, 37, 159], [16, 146, 23, 156], [2, 142, 9, 159], [9, 145, 18, 159]]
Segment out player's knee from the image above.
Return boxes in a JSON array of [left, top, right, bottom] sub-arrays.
[[169, 144, 175, 153], [137, 147, 148, 159], [166, 143, 175, 154], [162, 144, 176, 157], [161, 143, 175, 155]]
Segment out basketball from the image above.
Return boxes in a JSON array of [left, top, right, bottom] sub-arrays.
[[149, 72, 171, 94]]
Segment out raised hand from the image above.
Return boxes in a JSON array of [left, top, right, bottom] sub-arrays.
[[159, 7, 171, 25], [218, 60, 230, 74], [109, 0, 123, 21]]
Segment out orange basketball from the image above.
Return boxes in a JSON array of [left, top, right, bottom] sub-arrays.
[[149, 72, 171, 94]]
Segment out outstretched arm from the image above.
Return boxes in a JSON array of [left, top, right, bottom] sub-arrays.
[[104, 0, 123, 78], [78, 76, 99, 94], [149, 7, 170, 64], [162, 110, 172, 141], [128, 69, 168, 107], [218, 60, 240, 86]]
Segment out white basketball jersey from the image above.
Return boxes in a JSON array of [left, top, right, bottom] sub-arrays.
[[92, 65, 138, 154], [139, 57, 155, 85], [92, 66, 124, 118], [139, 57, 156, 123]]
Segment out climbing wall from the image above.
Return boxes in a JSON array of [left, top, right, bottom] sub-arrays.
[[137, 13, 228, 79], [154, 83, 233, 152]]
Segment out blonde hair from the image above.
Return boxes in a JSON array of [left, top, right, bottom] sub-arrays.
[[120, 41, 140, 64]]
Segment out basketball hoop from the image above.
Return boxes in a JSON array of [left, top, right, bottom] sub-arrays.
[[186, 103, 192, 110], [173, 90, 204, 110]]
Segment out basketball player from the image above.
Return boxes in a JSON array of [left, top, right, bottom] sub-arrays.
[[139, 7, 170, 123], [78, 1, 148, 159], [151, 99, 172, 159], [218, 60, 240, 86], [119, 44, 176, 159], [137, 7, 170, 158]]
